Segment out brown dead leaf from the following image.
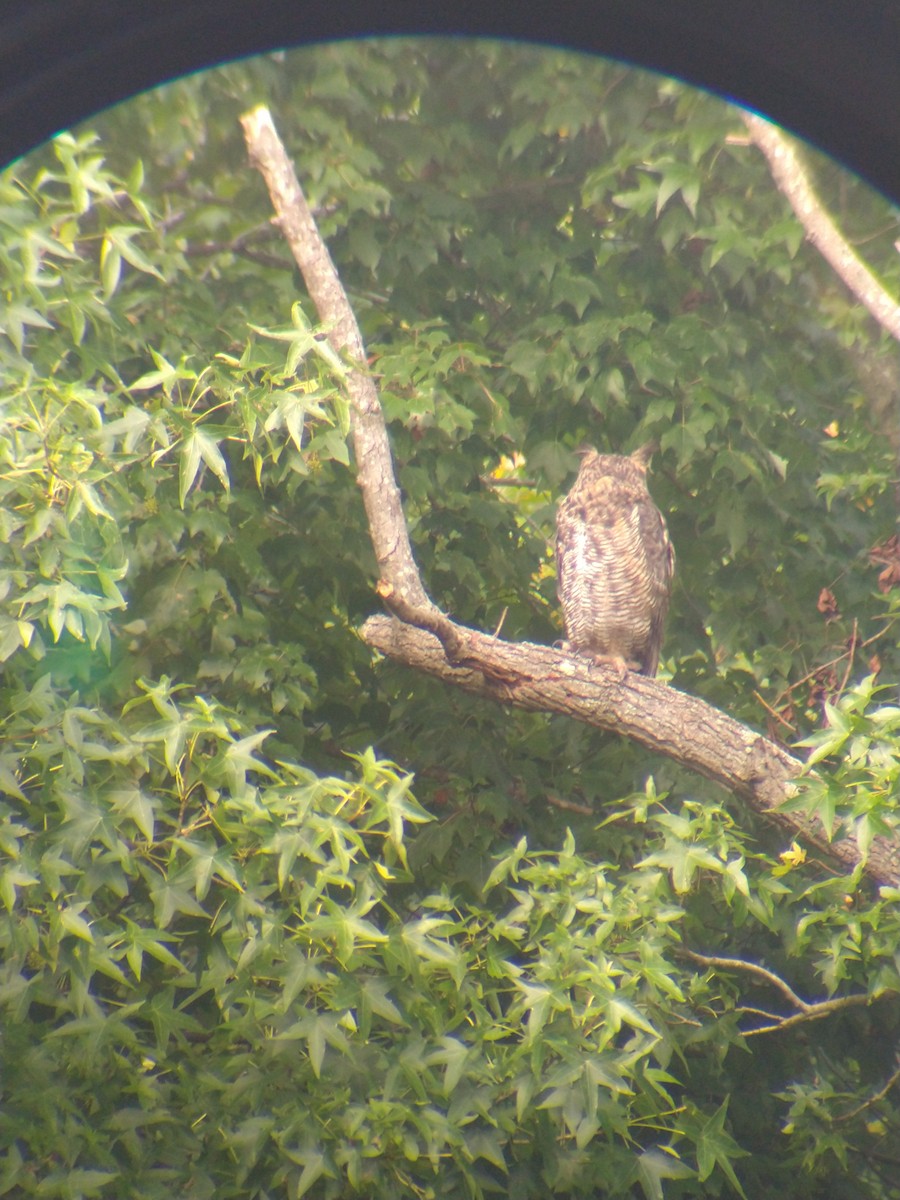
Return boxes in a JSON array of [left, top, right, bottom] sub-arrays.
[[817, 587, 839, 619]]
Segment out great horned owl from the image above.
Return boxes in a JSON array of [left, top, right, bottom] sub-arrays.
[[555, 443, 674, 677]]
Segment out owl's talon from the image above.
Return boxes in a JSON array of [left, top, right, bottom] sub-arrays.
[[588, 652, 630, 680]]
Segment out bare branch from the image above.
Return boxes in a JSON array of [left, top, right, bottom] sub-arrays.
[[682, 948, 873, 1036], [742, 112, 900, 343], [835, 1059, 900, 1123], [681, 949, 811, 1010], [239, 105, 437, 622], [547, 792, 595, 816], [741, 997, 871, 1038]]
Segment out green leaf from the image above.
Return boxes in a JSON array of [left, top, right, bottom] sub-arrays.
[[59, 906, 95, 942], [695, 1100, 749, 1197], [605, 997, 658, 1037], [483, 837, 529, 892], [194, 427, 231, 492], [359, 976, 406, 1028], [637, 1148, 694, 1200], [109, 787, 156, 841], [100, 236, 122, 296], [179, 431, 203, 505], [432, 1036, 468, 1095], [0, 762, 27, 802], [105, 224, 165, 279], [294, 1149, 328, 1198]]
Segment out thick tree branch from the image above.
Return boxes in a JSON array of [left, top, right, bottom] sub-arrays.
[[239, 107, 444, 631], [742, 112, 900, 343], [361, 615, 900, 887], [241, 105, 900, 889]]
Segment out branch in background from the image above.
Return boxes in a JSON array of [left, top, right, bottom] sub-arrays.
[[241, 104, 900, 889], [742, 112, 900, 343], [834, 1060, 900, 1124], [681, 948, 873, 1037]]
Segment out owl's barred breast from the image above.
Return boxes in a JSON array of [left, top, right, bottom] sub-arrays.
[[555, 446, 674, 677]]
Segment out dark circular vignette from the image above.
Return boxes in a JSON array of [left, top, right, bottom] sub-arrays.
[[1, 0, 900, 201]]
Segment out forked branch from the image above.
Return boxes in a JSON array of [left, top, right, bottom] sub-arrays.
[[240, 104, 900, 889], [681, 949, 873, 1037]]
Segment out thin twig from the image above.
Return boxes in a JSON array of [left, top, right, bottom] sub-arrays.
[[835, 1059, 900, 1123], [682, 949, 810, 1010], [770, 618, 896, 712], [492, 607, 508, 639], [741, 995, 871, 1037], [682, 948, 872, 1036], [837, 618, 859, 696], [753, 689, 796, 734], [546, 792, 595, 816]]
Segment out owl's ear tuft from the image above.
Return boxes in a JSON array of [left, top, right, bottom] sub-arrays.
[[572, 444, 600, 471], [630, 441, 659, 470]]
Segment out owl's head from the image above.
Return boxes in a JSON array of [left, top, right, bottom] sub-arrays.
[[572, 441, 657, 481]]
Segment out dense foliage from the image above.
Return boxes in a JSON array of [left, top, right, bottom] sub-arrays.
[[2, 38, 900, 1199]]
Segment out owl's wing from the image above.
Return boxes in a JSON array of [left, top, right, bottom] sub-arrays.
[[637, 499, 675, 675], [555, 496, 579, 623]]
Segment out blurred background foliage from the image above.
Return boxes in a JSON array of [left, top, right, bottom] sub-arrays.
[[2, 38, 900, 1199]]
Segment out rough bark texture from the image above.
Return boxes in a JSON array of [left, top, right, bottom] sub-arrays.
[[242, 104, 900, 890], [361, 616, 900, 886], [240, 106, 434, 616]]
